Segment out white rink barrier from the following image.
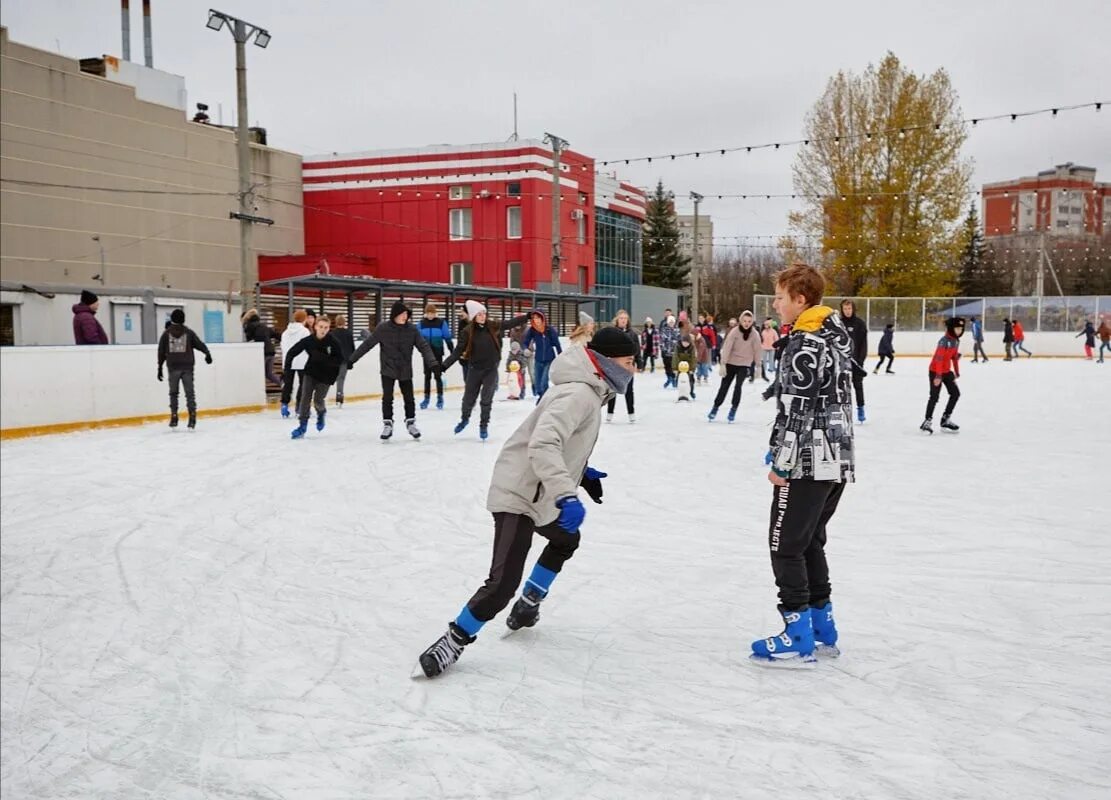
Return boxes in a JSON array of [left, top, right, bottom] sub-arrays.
[[0, 343, 266, 438], [864, 331, 1096, 359]]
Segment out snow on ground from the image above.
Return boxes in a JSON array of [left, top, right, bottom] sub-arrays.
[[1, 359, 1109, 799]]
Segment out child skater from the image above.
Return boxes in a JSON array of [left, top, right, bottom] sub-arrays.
[[874, 323, 895, 373], [506, 341, 527, 400], [751, 264, 855, 668], [523, 310, 563, 397], [640, 317, 659, 373], [418, 303, 455, 410], [694, 331, 712, 384], [283, 315, 345, 439], [1076, 319, 1096, 360], [1099, 319, 1111, 363], [348, 300, 439, 441], [605, 309, 639, 423], [920, 317, 965, 434], [280, 310, 311, 417], [673, 333, 697, 400], [416, 327, 639, 678], [157, 309, 213, 430]]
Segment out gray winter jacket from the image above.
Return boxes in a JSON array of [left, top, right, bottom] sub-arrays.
[[350, 320, 436, 380], [768, 306, 856, 483], [487, 347, 615, 526]]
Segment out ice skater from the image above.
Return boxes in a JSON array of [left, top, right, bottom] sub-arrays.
[[331, 314, 356, 406], [241, 308, 282, 386], [640, 317, 659, 373], [283, 314, 345, 439], [1076, 319, 1096, 360], [694, 331, 712, 384], [157, 309, 213, 429], [760, 318, 780, 380], [416, 327, 639, 678], [873, 323, 895, 373], [280, 310, 312, 417], [1002, 318, 1015, 361], [418, 303, 454, 410], [348, 300, 439, 441], [673, 333, 697, 400], [838, 299, 868, 422], [920, 317, 964, 434], [1013, 319, 1032, 357], [605, 309, 639, 423], [506, 342, 527, 400], [522, 309, 563, 397], [708, 310, 762, 422], [751, 264, 854, 667], [970, 317, 988, 363], [1099, 320, 1111, 363], [659, 314, 680, 387], [441, 301, 532, 440], [568, 311, 596, 347]]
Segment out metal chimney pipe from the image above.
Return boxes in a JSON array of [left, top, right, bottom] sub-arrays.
[[142, 0, 153, 67], [121, 0, 131, 61]]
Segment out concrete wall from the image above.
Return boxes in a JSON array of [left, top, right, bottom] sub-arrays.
[[1, 286, 244, 345], [0, 343, 265, 433], [0, 26, 304, 292], [629, 284, 680, 325]]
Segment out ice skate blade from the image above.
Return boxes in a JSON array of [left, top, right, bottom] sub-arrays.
[[815, 643, 840, 658], [748, 652, 818, 669]]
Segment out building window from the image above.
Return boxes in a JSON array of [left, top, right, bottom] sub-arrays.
[[1056, 220, 1069, 228], [507, 261, 522, 289], [507, 182, 521, 197], [449, 208, 472, 240], [507, 206, 522, 239], [0, 304, 14, 346], [578, 266, 588, 293], [449, 185, 472, 200], [450, 262, 473, 285]]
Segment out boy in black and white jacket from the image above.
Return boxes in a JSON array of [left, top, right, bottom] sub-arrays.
[[752, 264, 855, 667]]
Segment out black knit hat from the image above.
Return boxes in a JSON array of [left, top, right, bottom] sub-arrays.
[[588, 326, 638, 358], [946, 316, 965, 336], [170, 309, 185, 324], [80, 289, 98, 306], [390, 300, 410, 322]]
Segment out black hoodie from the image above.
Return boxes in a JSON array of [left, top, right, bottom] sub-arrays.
[[349, 301, 437, 379], [158, 324, 211, 370], [285, 332, 345, 384]]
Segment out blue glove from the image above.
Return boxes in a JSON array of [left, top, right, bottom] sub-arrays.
[[555, 496, 586, 532], [581, 467, 607, 504], [764, 449, 773, 466]]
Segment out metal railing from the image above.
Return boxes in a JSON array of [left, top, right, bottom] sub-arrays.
[[752, 295, 1110, 332]]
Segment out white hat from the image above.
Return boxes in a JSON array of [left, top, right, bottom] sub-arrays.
[[465, 300, 486, 318], [645, 316, 653, 324], [578, 310, 594, 326]]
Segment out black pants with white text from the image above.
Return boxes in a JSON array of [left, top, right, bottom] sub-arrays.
[[466, 512, 580, 622], [768, 480, 845, 610]]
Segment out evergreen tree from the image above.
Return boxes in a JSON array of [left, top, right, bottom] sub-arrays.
[[957, 204, 1008, 295], [642, 180, 691, 289]]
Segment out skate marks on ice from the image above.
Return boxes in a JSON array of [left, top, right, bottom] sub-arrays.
[[2, 364, 1111, 797]]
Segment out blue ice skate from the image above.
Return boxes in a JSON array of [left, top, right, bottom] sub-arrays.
[[316, 410, 326, 432], [479, 426, 488, 441], [750, 607, 816, 668], [454, 419, 468, 435], [727, 407, 737, 424], [290, 421, 307, 440], [420, 397, 430, 410], [811, 601, 840, 657], [436, 396, 444, 410], [857, 406, 866, 423], [707, 406, 718, 421], [280, 403, 290, 418]]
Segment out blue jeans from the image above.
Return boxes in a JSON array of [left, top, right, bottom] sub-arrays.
[[762, 350, 776, 374], [534, 360, 553, 397], [1100, 342, 1110, 361]]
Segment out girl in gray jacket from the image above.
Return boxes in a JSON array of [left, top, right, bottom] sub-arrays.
[[417, 328, 639, 678]]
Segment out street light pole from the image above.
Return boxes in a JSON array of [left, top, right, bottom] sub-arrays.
[[544, 132, 569, 295], [206, 9, 270, 313], [689, 191, 703, 320]]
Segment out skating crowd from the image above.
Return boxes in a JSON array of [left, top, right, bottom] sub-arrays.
[[117, 266, 1109, 675]]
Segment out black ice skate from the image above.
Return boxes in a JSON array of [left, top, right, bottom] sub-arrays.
[[940, 416, 960, 432], [417, 622, 474, 678], [506, 586, 544, 631], [920, 418, 934, 434], [187, 411, 196, 430], [405, 418, 421, 439], [169, 412, 178, 428], [380, 420, 394, 441]]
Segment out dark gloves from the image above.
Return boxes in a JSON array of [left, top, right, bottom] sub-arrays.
[[580, 467, 607, 504], [555, 496, 586, 533], [346, 360, 355, 370], [205, 354, 213, 364], [157, 367, 163, 382]]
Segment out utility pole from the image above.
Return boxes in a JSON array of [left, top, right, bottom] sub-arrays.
[[206, 10, 271, 312], [689, 191, 703, 320], [544, 132, 569, 295]]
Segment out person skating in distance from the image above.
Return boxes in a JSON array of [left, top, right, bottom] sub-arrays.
[[416, 327, 639, 678], [920, 316, 965, 434]]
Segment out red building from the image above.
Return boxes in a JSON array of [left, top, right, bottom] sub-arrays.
[[982, 162, 1110, 238], [266, 140, 602, 293]]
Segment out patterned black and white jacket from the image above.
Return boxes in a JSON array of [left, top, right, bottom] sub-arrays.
[[767, 306, 856, 483]]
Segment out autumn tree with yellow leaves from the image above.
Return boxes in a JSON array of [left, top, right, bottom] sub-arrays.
[[789, 53, 972, 296]]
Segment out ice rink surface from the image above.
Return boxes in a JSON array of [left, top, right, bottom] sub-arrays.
[[2, 358, 1108, 799]]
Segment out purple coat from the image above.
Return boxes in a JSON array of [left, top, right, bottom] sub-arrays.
[[72, 304, 109, 345]]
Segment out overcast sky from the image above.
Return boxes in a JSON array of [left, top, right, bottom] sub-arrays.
[[2, 0, 1108, 244]]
